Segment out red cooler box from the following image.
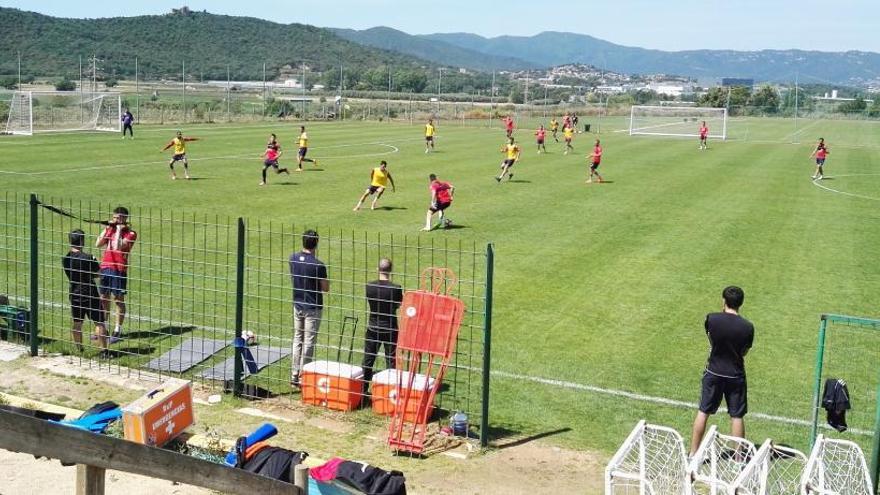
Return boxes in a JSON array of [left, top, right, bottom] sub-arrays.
[[122, 378, 194, 447], [301, 360, 364, 411], [371, 369, 436, 422]]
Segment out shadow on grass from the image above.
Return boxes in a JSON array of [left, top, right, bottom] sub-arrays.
[[489, 426, 573, 449], [508, 180, 532, 184], [376, 206, 407, 211], [270, 182, 298, 186], [122, 325, 197, 340]]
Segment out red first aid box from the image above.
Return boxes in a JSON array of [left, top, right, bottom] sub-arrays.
[[122, 378, 194, 447], [301, 360, 364, 411], [371, 369, 436, 423]]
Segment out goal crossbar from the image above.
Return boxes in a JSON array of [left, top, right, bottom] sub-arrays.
[[629, 105, 728, 140]]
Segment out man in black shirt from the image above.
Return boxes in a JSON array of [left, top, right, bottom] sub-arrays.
[[62, 229, 108, 355], [289, 229, 329, 387], [690, 286, 755, 455], [362, 258, 404, 391]]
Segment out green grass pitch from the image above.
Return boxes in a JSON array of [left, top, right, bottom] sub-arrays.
[[2, 116, 879, 456]]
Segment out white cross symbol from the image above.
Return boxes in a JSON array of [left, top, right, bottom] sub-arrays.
[[165, 420, 175, 436]]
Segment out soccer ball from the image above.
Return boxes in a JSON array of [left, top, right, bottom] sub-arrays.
[[242, 330, 256, 346], [443, 218, 453, 228]]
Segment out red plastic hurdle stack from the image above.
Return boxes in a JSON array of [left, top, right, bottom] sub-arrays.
[[388, 268, 465, 454]]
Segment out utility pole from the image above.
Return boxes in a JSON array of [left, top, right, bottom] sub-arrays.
[[262, 62, 266, 118], [182, 60, 186, 123], [437, 67, 444, 120], [92, 54, 97, 92], [302, 62, 307, 118], [17, 51, 21, 88], [226, 64, 231, 122], [135, 56, 139, 122]]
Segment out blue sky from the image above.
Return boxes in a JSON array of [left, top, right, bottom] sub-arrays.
[[2, 0, 877, 52]]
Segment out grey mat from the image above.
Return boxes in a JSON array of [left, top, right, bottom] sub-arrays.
[[197, 346, 291, 381], [145, 338, 229, 373]]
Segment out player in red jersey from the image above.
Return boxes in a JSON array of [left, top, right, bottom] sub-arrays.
[[423, 174, 455, 231], [699, 121, 709, 150], [96, 206, 137, 343], [535, 125, 547, 153], [503, 115, 515, 138], [563, 112, 572, 130], [259, 133, 290, 185], [586, 139, 605, 184], [810, 138, 829, 180]]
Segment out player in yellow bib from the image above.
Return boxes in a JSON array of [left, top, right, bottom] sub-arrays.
[[296, 126, 318, 171], [161, 131, 199, 180], [424, 119, 436, 153], [563, 125, 575, 155], [550, 118, 560, 142], [496, 137, 521, 183], [353, 160, 396, 211]]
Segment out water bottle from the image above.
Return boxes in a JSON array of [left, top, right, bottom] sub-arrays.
[[450, 411, 469, 437]]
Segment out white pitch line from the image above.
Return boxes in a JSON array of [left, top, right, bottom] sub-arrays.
[[811, 173, 880, 202]]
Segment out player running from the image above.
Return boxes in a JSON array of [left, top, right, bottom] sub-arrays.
[[535, 125, 547, 154], [423, 174, 454, 231], [161, 131, 199, 180], [425, 119, 436, 153], [586, 139, 605, 184], [563, 125, 575, 154], [259, 134, 290, 185], [699, 121, 709, 150], [810, 138, 830, 180], [503, 115, 515, 138], [550, 118, 560, 142], [496, 137, 521, 183], [296, 126, 318, 171], [354, 160, 396, 211]]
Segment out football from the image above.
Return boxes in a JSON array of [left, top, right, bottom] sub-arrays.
[[242, 330, 257, 346]]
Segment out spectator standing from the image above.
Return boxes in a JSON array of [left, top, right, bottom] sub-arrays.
[[289, 229, 329, 388], [362, 258, 403, 391], [62, 229, 108, 356]]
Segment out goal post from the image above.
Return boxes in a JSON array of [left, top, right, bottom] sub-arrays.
[[629, 105, 728, 140], [605, 420, 691, 494], [4, 91, 122, 135]]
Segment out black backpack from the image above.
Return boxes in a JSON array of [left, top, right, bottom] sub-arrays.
[[241, 446, 309, 483]]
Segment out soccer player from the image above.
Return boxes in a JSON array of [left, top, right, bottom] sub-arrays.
[[535, 125, 547, 153], [586, 139, 604, 184], [563, 125, 575, 154], [121, 108, 134, 139], [423, 174, 454, 231], [699, 121, 709, 150], [563, 112, 572, 130], [259, 134, 289, 185], [425, 119, 436, 153], [503, 115, 515, 138], [810, 138, 829, 180], [161, 131, 198, 180], [62, 229, 108, 355], [296, 126, 318, 171], [354, 160, 396, 211], [496, 137, 521, 182], [96, 207, 137, 344], [550, 118, 560, 142]]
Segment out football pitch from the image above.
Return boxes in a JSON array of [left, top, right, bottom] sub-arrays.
[[2, 115, 879, 456]]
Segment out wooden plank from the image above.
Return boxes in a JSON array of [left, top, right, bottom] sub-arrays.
[[76, 464, 106, 495], [0, 409, 300, 495]]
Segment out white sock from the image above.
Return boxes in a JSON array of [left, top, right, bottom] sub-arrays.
[[114, 325, 122, 335]]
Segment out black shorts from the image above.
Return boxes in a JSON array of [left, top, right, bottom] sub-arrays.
[[298, 147, 308, 158], [367, 185, 383, 194], [430, 201, 451, 212], [264, 159, 278, 168], [426, 136, 434, 142], [816, 158, 825, 165], [70, 293, 104, 324], [537, 139, 544, 145], [172, 153, 186, 162], [699, 371, 748, 418], [590, 162, 600, 170], [502, 159, 516, 168]]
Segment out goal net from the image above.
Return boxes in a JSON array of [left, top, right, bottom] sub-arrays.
[[629, 106, 728, 140], [731, 440, 807, 495], [5, 91, 121, 135], [801, 435, 874, 494], [689, 425, 757, 494], [605, 420, 690, 494]]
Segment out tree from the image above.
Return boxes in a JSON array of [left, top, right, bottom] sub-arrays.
[[748, 85, 780, 113], [868, 99, 880, 118], [104, 78, 118, 88], [0, 78, 17, 90], [55, 78, 76, 91], [838, 96, 867, 114]]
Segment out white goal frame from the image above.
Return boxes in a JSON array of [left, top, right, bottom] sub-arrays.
[[605, 420, 691, 494], [629, 105, 728, 140], [732, 439, 808, 495], [5, 91, 122, 136], [800, 435, 874, 495], [688, 425, 757, 494]]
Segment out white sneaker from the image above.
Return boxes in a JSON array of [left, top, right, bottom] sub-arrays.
[[811, 175, 817, 179]]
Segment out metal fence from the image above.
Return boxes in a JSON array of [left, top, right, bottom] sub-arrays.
[[0, 192, 493, 446]]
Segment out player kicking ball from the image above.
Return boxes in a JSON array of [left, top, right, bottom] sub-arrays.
[[810, 138, 829, 180], [699, 121, 709, 150], [586, 139, 604, 184], [354, 160, 396, 211], [496, 137, 521, 183], [259, 133, 290, 185], [423, 173, 454, 231], [161, 131, 199, 180], [296, 126, 318, 171]]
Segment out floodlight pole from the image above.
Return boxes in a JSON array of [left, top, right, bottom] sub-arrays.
[[262, 62, 266, 118], [437, 67, 444, 121], [135, 56, 139, 122], [793, 72, 799, 143], [226, 65, 231, 122], [302, 62, 307, 119], [182, 60, 186, 123], [79, 56, 84, 124], [17, 51, 21, 88]]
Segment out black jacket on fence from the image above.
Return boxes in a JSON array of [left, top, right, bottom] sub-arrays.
[[822, 378, 851, 432]]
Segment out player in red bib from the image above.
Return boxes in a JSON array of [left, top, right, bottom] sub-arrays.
[[503, 115, 515, 138], [259, 133, 290, 185], [586, 139, 605, 184], [96, 206, 137, 344], [810, 138, 829, 180], [423, 174, 455, 231], [535, 125, 547, 153], [699, 121, 709, 150]]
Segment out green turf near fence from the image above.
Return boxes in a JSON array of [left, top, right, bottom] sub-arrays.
[[2, 116, 879, 456]]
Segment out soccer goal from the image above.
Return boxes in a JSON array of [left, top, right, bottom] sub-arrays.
[[5, 91, 121, 135], [689, 425, 757, 495], [629, 106, 728, 140], [801, 435, 874, 494], [605, 420, 691, 494], [731, 439, 808, 495]]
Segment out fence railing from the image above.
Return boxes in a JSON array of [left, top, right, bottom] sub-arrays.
[[0, 192, 493, 446]]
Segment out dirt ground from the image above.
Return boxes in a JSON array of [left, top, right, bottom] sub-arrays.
[[0, 349, 605, 494]]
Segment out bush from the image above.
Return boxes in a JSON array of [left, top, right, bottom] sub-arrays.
[[104, 78, 118, 88], [55, 78, 76, 91], [0, 78, 17, 90]]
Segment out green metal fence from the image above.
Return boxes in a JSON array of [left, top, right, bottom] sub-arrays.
[[0, 192, 493, 446]]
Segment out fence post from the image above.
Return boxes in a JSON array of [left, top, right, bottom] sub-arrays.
[[480, 243, 494, 447], [872, 377, 879, 493], [809, 315, 828, 449], [233, 218, 245, 396], [28, 193, 39, 356]]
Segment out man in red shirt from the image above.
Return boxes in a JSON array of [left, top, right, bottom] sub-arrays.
[[259, 134, 289, 185], [535, 125, 547, 154], [699, 121, 709, 150], [586, 139, 605, 184], [810, 138, 829, 180], [96, 206, 137, 343], [423, 174, 455, 231], [504, 115, 515, 138]]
